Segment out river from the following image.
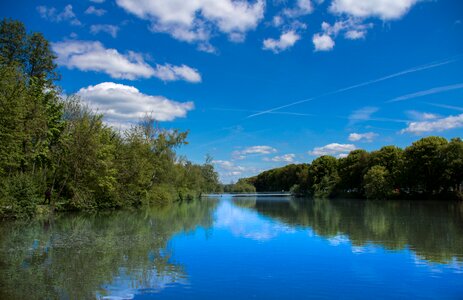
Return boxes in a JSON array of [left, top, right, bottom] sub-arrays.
[[1, 195, 462, 299]]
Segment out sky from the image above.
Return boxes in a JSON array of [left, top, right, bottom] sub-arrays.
[[2, 0, 463, 183]]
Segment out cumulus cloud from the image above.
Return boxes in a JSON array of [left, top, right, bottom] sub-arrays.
[[263, 30, 300, 53], [264, 154, 296, 162], [52, 40, 201, 82], [400, 113, 463, 134], [329, 0, 419, 20], [90, 24, 119, 38], [37, 5, 81, 26], [309, 143, 356, 156], [85, 6, 106, 16], [348, 132, 378, 142], [313, 18, 372, 51], [153, 64, 202, 83], [77, 82, 194, 127], [312, 33, 335, 51], [115, 0, 265, 50]]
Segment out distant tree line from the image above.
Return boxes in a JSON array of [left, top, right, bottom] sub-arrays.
[[221, 179, 257, 193], [244, 136, 463, 200], [0, 19, 220, 218]]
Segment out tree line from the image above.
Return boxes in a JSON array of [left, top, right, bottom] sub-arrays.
[[244, 136, 463, 200], [0, 19, 220, 218]]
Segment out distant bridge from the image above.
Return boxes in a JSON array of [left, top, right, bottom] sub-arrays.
[[202, 192, 292, 197]]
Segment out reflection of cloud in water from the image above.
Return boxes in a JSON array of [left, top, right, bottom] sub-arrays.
[[97, 267, 187, 299], [327, 234, 350, 246], [412, 254, 463, 274], [214, 200, 296, 241], [351, 245, 378, 254]]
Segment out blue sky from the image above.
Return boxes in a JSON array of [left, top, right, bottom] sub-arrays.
[[2, 0, 463, 182]]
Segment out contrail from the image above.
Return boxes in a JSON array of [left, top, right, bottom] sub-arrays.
[[387, 82, 463, 103], [425, 102, 463, 111], [212, 107, 315, 117], [247, 56, 459, 118]]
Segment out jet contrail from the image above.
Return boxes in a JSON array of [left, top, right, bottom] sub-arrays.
[[387, 82, 463, 103], [425, 102, 463, 112], [212, 107, 315, 117], [247, 56, 459, 118]]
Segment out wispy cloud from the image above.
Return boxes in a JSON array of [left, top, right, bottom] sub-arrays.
[[388, 83, 463, 103], [263, 154, 296, 162], [426, 103, 463, 112], [37, 5, 81, 26], [85, 6, 106, 16], [211, 108, 314, 117], [233, 146, 277, 160], [247, 57, 458, 118], [309, 143, 357, 157], [348, 132, 378, 142], [401, 113, 463, 134], [90, 24, 119, 38]]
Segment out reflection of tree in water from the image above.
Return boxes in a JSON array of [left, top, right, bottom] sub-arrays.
[[239, 197, 463, 263], [0, 199, 217, 299]]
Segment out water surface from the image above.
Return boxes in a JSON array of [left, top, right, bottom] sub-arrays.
[[1, 195, 462, 299]]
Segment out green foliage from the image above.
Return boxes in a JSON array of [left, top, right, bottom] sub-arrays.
[[223, 179, 257, 193], [0, 19, 221, 218], [0, 173, 41, 218], [364, 166, 393, 200], [243, 136, 463, 200]]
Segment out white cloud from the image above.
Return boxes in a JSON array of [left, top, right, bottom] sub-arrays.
[[282, 0, 314, 18], [85, 6, 106, 16], [90, 24, 119, 38], [349, 106, 379, 124], [309, 143, 357, 156], [236, 146, 277, 155], [52, 40, 201, 82], [348, 132, 378, 142], [312, 33, 334, 51], [264, 154, 296, 162], [37, 5, 81, 26], [90, 0, 105, 3], [313, 18, 372, 50], [153, 64, 202, 83], [263, 30, 300, 53], [77, 82, 194, 127], [400, 113, 463, 134], [329, 0, 419, 20], [406, 110, 440, 121], [345, 30, 366, 40], [115, 0, 265, 49]]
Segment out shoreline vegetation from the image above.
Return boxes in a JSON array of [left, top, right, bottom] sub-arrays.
[[1, 19, 462, 219], [239, 136, 463, 201], [0, 19, 221, 219]]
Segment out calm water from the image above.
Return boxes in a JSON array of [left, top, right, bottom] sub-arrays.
[[1, 195, 463, 299]]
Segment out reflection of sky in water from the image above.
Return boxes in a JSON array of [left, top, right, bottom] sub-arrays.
[[214, 199, 296, 241], [98, 267, 188, 300]]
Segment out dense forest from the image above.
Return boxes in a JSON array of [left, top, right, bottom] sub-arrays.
[[244, 137, 463, 200], [0, 19, 220, 218]]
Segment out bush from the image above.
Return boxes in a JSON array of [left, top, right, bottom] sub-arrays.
[[0, 173, 41, 218]]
